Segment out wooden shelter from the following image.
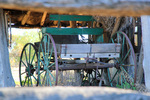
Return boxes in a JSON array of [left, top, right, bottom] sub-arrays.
[[0, 0, 150, 89]]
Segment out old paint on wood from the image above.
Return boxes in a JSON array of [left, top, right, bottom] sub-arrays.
[[60, 44, 121, 54], [59, 43, 121, 58], [42, 27, 103, 35], [50, 15, 95, 21]]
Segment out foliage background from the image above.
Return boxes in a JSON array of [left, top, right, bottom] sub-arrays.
[[9, 28, 41, 67]]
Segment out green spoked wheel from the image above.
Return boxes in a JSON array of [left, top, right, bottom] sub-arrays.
[[38, 33, 58, 86], [19, 43, 38, 87], [108, 31, 137, 89]]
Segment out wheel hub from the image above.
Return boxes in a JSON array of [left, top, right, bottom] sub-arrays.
[[115, 62, 120, 69], [26, 64, 35, 76]]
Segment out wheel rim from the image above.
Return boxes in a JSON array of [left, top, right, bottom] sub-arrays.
[[19, 43, 38, 87], [108, 31, 137, 89], [38, 33, 58, 86]]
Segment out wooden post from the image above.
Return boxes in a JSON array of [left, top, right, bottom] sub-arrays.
[[0, 9, 15, 87], [69, 21, 76, 28], [141, 16, 150, 90]]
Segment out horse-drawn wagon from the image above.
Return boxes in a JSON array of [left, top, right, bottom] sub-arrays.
[[19, 15, 136, 89]]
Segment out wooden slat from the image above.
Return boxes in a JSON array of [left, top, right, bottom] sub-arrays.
[[61, 44, 90, 54], [92, 44, 120, 53], [60, 53, 120, 58], [42, 27, 103, 35], [60, 43, 121, 54], [50, 15, 95, 21], [21, 11, 31, 25], [69, 21, 76, 28], [40, 11, 47, 26]]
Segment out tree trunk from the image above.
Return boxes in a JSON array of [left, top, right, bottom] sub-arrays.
[[0, 9, 15, 87]]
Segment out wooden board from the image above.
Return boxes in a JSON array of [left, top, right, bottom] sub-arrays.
[[60, 43, 120, 54], [1, 1, 150, 16], [42, 27, 103, 35], [35, 42, 121, 58], [50, 15, 95, 21], [60, 53, 120, 58], [59, 43, 121, 58]]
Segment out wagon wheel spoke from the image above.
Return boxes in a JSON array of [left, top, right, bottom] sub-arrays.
[[30, 51, 36, 65], [120, 48, 131, 64], [109, 69, 119, 83], [39, 59, 45, 66], [21, 60, 28, 68], [42, 72, 46, 85], [47, 71, 52, 86], [121, 36, 125, 58], [24, 49, 28, 65], [121, 64, 134, 67], [23, 76, 27, 86], [41, 43, 46, 62], [29, 76, 33, 86], [29, 44, 31, 63], [48, 62, 55, 69], [48, 47, 53, 63], [32, 74, 38, 81], [21, 71, 27, 75], [39, 70, 45, 75], [48, 70, 55, 82]]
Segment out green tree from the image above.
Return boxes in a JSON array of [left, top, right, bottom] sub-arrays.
[[9, 29, 41, 67]]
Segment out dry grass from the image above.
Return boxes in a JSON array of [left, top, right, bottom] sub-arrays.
[[58, 70, 82, 86]]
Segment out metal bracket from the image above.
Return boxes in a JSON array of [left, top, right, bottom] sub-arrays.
[[61, 44, 67, 56], [89, 44, 92, 56]]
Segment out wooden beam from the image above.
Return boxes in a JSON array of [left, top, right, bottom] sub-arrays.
[[111, 17, 122, 37], [1, 1, 150, 16], [141, 16, 150, 90], [21, 11, 31, 25], [40, 11, 47, 26], [0, 9, 15, 87]]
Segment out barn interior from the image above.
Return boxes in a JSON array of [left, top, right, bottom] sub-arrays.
[[2, 8, 143, 90], [0, 0, 148, 93], [1, 1, 150, 100]]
